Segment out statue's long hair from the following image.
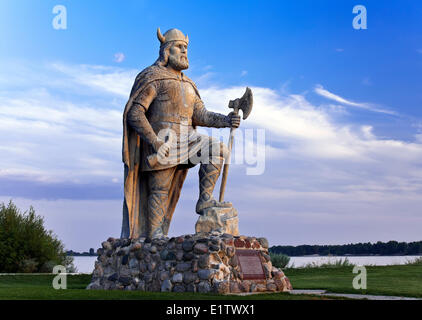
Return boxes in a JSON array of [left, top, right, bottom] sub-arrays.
[[153, 42, 173, 67]]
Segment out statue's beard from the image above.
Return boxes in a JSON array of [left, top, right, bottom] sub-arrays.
[[168, 54, 189, 71]]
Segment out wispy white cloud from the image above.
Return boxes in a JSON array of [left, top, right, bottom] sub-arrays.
[[114, 52, 125, 63], [314, 84, 397, 115], [51, 62, 137, 97], [0, 65, 126, 184], [2, 62, 417, 183], [2, 61, 422, 246], [194, 71, 216, 87]]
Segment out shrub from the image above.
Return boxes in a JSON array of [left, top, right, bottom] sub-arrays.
[[270, 253, 291, 269], [301, 258, 355, 269], [0, 201, 76, 273], [405, 256, 422, 266]]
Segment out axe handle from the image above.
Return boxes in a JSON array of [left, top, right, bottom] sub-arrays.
[[219, 108, 238, 202]]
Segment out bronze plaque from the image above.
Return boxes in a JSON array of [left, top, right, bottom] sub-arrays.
[[235, 249, 266, 280]]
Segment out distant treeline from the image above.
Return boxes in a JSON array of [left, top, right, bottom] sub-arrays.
[[66, 248, 96, 256], [270, 241, 422, 256]]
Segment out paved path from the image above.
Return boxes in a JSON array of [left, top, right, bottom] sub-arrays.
[[290, 289, 422, 300]]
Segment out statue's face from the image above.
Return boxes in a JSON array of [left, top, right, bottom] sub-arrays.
[[168, 40, 189, 71]]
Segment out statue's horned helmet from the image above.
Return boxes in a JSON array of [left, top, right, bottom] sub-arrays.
[[157, 28, 189, 46]]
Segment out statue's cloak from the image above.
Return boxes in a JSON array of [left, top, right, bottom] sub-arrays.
[[121, 65, 200, 239]]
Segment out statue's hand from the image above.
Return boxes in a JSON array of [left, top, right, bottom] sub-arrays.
[[228, 112, 241, 128], [154, 139, 170, 159]]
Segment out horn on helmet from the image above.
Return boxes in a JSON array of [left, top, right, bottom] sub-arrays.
[[157, 28, 165, 44], [185, 34, 189, 44]]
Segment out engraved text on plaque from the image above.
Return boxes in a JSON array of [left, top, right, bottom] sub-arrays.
[[235, 249, 266, 280]]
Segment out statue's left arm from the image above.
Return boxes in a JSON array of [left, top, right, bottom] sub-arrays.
[[192, 97, 240, 128]]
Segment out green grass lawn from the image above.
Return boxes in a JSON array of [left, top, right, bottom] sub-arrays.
[[287, 265, 422, 298], [0, 274, 330, 300], [0, 265, 420, 299]]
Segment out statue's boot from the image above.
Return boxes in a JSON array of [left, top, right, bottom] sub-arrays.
[[148, 190, 167, 238], [195, 162, 232, 214]]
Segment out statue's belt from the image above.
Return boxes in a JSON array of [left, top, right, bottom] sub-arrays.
[[148, 114, 192, 125]]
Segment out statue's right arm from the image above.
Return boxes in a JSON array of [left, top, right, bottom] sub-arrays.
[[127, 83, 161, 152]]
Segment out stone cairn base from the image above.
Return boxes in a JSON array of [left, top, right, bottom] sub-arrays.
[[87, 232, 292, 294]]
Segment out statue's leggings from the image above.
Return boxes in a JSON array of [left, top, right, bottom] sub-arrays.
[[146, 139, 228, 237]]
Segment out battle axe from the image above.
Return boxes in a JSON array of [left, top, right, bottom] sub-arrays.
[[219, 87, 253, 202]]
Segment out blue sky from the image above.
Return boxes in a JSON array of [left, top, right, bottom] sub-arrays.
[[1, 0, 422, 251]]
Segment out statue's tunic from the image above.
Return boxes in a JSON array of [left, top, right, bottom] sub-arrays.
[[121, 65, 228, 238], [129, 73, 216, 171]]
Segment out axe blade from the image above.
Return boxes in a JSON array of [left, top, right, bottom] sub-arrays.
[[229, 87, 253, 120], [239, 87, 253, 120]]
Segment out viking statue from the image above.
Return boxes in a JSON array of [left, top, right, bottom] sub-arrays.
[[121, 28, 241, 239]]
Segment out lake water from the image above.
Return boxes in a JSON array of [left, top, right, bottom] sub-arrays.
[[286, 255, 422, 268], [72, 255, 422, 273]]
